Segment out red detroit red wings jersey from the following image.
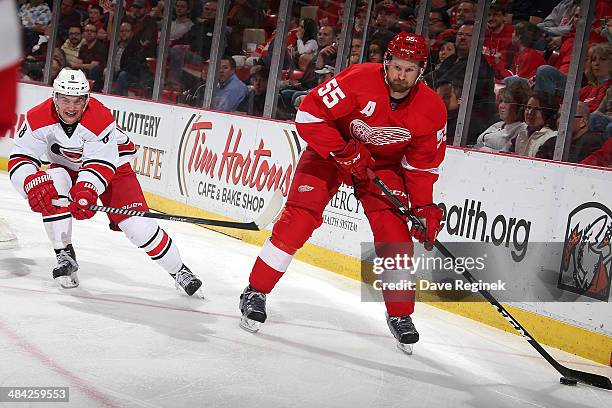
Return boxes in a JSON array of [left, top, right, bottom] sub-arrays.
[[295, 63, 447, 207], [9, 97, 136, 197]]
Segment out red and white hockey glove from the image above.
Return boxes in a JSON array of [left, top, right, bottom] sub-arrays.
[[69, 182, 98, 220], [23, 171, 59, 214], [330, 139, 375, 183], [410, 204, 443, 250]]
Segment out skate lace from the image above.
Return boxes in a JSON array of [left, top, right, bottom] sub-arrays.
[[389, 316, 415, 332], [244, 288, 266, 305], [56, 250, 76, 268], [175, 267, 196, 288]]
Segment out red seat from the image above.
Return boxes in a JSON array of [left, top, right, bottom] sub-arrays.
[[162, 89, 179, 103]]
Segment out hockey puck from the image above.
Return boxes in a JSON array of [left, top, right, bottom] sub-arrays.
[[560, 377, 578, 386]]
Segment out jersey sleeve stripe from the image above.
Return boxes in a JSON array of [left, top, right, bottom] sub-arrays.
[[401, 156, 439, 174], [295, 110, 325, 124], [8, 160, 38, 179], [9, 153, 42, 168], [82, 158, 117, 172], [118, 139, 137, 157], [80, 167, 110, 189]]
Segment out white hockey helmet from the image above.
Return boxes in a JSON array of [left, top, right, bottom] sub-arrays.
[[53, 68, 90, 97]]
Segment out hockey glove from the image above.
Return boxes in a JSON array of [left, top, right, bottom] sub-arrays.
[[410, 204, 443, 250], [23, 171, 59, 214], [69, 182, 98, 220], [330, 139, 375, 183]]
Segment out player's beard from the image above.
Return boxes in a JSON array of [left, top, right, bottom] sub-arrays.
[[388, 78, 415, 93]]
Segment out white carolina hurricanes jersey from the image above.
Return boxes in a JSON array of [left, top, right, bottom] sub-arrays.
[[9, 97, 136, 197]]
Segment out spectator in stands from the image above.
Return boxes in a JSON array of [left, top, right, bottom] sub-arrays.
[[453, 1, 476, 29], [314, 0, 341, 29], [279, 53, 317, 111], [428, 8, 452, 46], [536, 101, 607, 162], [211, 56, 248, 112], [435, 79, 463, 145], [58, 0, 82, 43], [366, 40, 386, 63], [537, 0, 578, 38], [19, 0, 52, 53], [168, 0, 220, 90], [226, 0, 264, 55], [474, 82, 530, 152], [82, 4, 106, 31], [97, 27, 109, 44], [510, 0, 556, 24], [349, 37, 363, 65], [581, 138, 612, 167], [495, 22, 545, 81], [74, 23, 108, 92], [295, 18, 318, 59], [170, 0, 194, 42], [112, 22, 153, 97], [483, 3, 514, 74], [237, 66, 268, 117], [535, 43, 612, 111], [125, 0, 158, 58], [430, 21, 497, 143], [374, 3, 402, 34], [581, 43, 612, 112], [18, 0, 52, 33], [61, 25, 85, 68], [513, 93, 559, 157], [316, 25, 339, 69], [293, 64, 336, 111]]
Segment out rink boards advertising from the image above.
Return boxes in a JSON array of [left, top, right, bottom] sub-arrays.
[[1, 83, 610, 365]]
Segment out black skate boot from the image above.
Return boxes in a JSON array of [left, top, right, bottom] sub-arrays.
[[52, 244, 79, 289], [171, 264, 203, 296], [386, 313, 419, 355], [239, 285, 267, 332]]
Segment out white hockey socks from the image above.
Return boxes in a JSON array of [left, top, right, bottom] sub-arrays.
[[118, 216, 183, 274]]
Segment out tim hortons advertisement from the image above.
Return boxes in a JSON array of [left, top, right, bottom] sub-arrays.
[[173, 111, 302, 222]]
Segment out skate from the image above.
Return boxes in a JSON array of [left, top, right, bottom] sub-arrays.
[[52, 245, 79, 289], [386, 313, 419, 355], [171, 264, 203, 297], [239, 285, 267, 333]]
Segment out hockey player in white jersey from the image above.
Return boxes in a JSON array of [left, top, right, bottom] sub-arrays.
[[8, 68, 202, 295]]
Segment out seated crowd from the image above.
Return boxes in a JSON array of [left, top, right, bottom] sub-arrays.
[[16, 0, 612, 166]]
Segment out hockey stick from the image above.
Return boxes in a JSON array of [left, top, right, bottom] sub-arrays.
[[51, 189, 284, 231], [369, 172, 612, 390]]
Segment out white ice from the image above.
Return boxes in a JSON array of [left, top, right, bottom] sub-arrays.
[[0, 173, 610, 408]]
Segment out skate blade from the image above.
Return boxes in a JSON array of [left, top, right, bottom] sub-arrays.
[[396, 341, 413, 355], [175, 283, 206, 299], [240, 316, 262, 333], [55, 274, 79, 289]]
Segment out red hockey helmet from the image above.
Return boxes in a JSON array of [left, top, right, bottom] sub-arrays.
[[385, 32, 428, 63]]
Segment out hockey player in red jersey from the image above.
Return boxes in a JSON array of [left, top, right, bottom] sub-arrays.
[[0, 0, 22, 249], [8, 68, 202, 295], [239, 33, 447, 352]]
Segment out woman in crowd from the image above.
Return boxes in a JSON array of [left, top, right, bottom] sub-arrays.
[[474, 81, 530, 152]]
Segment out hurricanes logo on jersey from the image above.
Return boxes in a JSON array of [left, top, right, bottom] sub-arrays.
[[349, 119, 411, 145], [50, 143, 83, 163]]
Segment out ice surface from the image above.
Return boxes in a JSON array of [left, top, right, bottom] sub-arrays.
[[0, 173, 610, 408]]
